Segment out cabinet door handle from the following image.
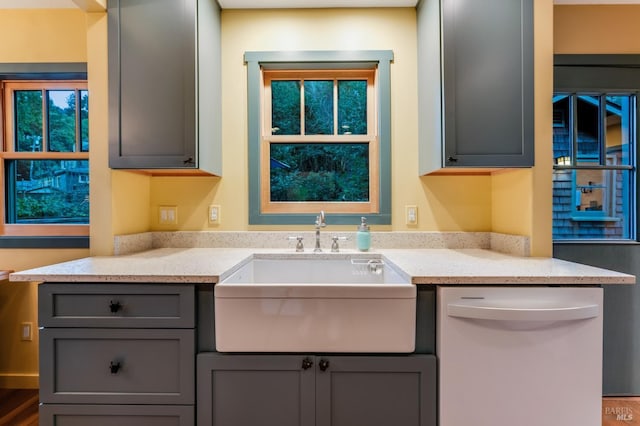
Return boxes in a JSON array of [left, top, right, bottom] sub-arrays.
[[447, 156, 458, 163], [109, 300, 122, 313], [301, 357, 314, 370], [318, 359, 330, 372], [109, 361, 121, 375], [183, 157, 194, 165]]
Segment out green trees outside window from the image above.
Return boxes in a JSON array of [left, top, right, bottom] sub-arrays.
[[269, 76, 370, 203], [4, 83, 89, 225]]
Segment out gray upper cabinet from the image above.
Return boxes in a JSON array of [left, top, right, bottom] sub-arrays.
[[418, 0, 534, 174], [108, 0, 222, 175]]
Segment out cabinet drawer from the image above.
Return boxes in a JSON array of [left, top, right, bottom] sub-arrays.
[[39, 283, 195, 328], [39, 404, 194, 426], [40, 328, 194, 405]]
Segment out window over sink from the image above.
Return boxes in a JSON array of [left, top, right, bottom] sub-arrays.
[[245, 51, 393, 225]]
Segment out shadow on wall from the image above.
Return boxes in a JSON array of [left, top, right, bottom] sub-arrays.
[[419, 175, 492, 232]]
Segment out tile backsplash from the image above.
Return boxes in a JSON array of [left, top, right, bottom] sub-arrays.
[[114, 231, 530, 257]]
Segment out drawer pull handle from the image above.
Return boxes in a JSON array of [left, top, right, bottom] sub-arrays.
[[109, 361, 121, 375], [301, 357, 313, 370], [109, 301, 122, 313], [319, 359, 330, 372]]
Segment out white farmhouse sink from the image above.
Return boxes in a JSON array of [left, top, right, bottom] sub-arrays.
[[214, 254, 416, 353]]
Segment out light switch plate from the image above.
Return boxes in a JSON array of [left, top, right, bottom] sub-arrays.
[[159, 206, 178, 225], [405, 205, 418, 226], [208, 205, 221, 225]]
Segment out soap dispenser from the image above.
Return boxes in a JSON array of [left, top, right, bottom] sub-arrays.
[[356, 216, 371, 251]]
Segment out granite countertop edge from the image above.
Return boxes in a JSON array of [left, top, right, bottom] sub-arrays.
[[8, 247, 637, 285]]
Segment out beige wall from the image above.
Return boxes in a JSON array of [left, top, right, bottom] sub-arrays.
[[0, 8, 91, 388], [148, 8, 494, 233], [555, 5, 640, 54]]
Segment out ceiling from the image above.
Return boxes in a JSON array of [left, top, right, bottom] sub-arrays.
[[0, 0, 639, 8]]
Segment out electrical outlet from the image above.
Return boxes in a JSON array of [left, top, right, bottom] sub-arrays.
[[208, 205, 221, 225], [20, 322, 32, 341], [159, 206, 178, 225], [406, 205, 418, 226]]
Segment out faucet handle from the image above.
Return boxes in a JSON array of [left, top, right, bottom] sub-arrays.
[[315, 210, 326, 228], [331, 235, 348, 253], [287, 236, 304, 252]]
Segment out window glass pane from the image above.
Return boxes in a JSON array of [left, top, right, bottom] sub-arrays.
[[304, 80, 333, 135], [576, 95, 601, 164], [80, 90, 89, 152], [338, 80, 367, 135], [7, 159, 89, 224], [552, 95, 571, 164], [605, 95, 632, 166], [14, 90, 43, 152], [552, 168, 632, 240], [271, 80, 300, 135], [270, 143, 369, 202], [47, 90, 77, 152]]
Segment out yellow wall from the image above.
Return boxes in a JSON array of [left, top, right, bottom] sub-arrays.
[[148, 8, 493, 232], [0, 9, 90, 388], [555, 5, 640, 54], [491, 0, 554, 257]]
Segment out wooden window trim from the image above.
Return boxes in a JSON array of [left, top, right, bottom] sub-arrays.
[[1, 80, 89, 237], [260, 68, 379, 215]]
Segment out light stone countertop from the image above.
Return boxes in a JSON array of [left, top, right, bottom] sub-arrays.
[[8, 247, 636, 285]]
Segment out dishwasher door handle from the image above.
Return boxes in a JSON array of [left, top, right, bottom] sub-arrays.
[[447, 301, 600, 322]]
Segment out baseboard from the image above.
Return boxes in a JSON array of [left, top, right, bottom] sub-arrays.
[[0, 373, 38, 389], [603, 397, 640, 425]]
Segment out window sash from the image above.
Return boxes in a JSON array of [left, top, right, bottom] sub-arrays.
[[1, 80, 89, 237], [261, 68, 379, 215]]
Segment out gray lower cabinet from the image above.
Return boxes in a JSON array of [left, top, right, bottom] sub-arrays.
[[417, 0, 534, 174], [39, 404, 194, 426], [197, 353, 436, 426], [38, 283, 196, 426]]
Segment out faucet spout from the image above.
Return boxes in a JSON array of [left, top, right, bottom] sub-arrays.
[[314, 211, 326, 252]]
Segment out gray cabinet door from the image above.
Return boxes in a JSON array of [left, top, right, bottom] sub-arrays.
[[39, 404, 194, 426], [197, 353, 435, 426], [418, 0, 534, 173], [316, 355, 436, 426], [441, 0, 534, 168], [108, 0, 196, 169], [197, 353, 315, 426]]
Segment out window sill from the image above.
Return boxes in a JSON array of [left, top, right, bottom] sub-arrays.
[[0, 236, 89, 249], [553, 239, 640, 245], [570, 215, 621, 222]]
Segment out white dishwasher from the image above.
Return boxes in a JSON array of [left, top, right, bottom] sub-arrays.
[[438, 286, 603, 426]]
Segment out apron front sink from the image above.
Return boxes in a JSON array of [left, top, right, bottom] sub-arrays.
[[214, 254, 416, 353]]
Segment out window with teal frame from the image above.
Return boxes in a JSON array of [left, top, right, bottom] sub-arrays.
[[244, 51, 393, 226]]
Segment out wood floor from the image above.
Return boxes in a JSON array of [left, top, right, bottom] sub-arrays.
[[0, 389, 38, 426]]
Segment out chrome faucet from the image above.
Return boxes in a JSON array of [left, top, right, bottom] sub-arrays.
[[314, 211, 326, 252]]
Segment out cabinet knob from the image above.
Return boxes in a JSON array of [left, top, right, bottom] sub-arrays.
[[318, 359, 330, 372], [109, 300, 122, 313], [447, 156, 458, 163], [301, 357, 314, 370], [109, 361, 121, 375]]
